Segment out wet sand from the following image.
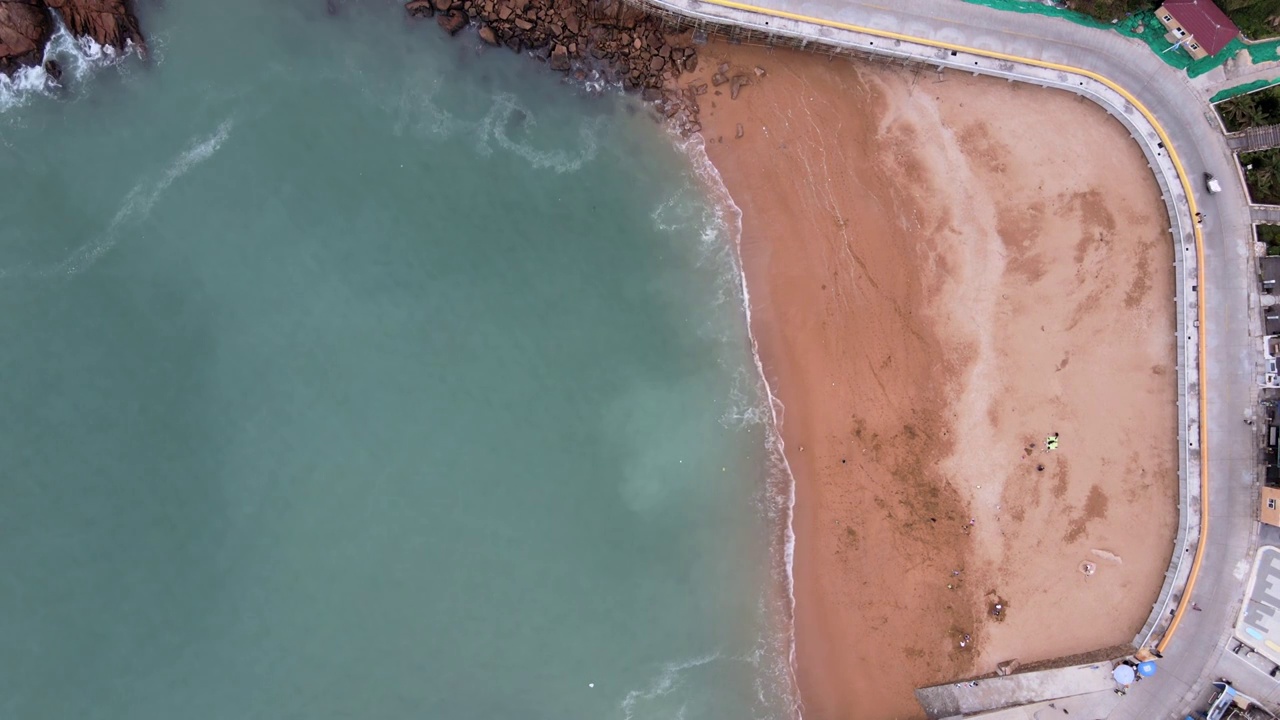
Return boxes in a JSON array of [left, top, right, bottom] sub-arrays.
[[688, 41, 1179, 719]]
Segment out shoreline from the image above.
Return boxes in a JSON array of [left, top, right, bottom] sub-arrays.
[[687, 38, 1179, 719], [674, 130, 805, 718]]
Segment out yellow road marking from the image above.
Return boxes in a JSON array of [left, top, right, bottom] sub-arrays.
[[681, 0, 1210, 653]]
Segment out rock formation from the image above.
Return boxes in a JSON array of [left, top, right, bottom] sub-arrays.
[[0, 0, 143, 75], [45, 0, 142, 51], [0, 1, 51, 75], [406, 0, 705, 134]]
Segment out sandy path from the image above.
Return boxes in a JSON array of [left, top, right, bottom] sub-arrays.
[[686, 41, 1178, 719]]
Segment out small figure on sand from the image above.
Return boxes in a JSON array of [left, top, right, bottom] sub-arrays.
[[1045, 433, 1059, 452]]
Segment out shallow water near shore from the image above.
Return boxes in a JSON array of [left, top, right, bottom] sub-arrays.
[[0, 2, 796, 718]]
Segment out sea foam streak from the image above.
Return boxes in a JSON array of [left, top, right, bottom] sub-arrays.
[[673, 132, 804, 720], [2, 120, 233, 278], [476, 92, 600, 172], [620, 653, 721, 720]]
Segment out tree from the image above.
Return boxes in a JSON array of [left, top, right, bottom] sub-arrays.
[[1221, 93, 1267, 130]]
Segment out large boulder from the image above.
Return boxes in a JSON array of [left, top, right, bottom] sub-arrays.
[[0, 0, 52, 74], [435, 8, 467, 34], [44, 0, 143, 54], [548, 43, 569, 71], [405, 0, 434, 17]]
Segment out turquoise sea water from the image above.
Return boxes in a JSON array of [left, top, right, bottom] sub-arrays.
[[0, 2, 796, 718]]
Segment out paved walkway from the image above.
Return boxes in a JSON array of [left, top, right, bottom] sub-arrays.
[[635, 0, 1264, 718], [1229, 124, 1280, 152], [1253, 205, 1280, 225]]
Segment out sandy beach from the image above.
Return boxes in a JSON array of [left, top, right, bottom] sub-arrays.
[[688, 41, 1179, 719]]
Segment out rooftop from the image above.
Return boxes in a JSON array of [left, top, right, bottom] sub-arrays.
[[1164, 0, 1241, 56]]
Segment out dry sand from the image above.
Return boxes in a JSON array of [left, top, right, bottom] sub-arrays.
[[687, 41, 1179, 719]]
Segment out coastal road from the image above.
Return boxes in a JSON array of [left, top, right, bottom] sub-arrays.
[[636, 0, 1264, 717]]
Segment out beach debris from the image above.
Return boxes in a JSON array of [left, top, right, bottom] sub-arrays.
[[1036, 464, 1045, 472], [754, 65, 766, 77], [1079, 561, 1096, 576], [996, 659, 1020, 676], [1090, 548, 1122, 564], [735, 123, 744, 139], [588, 682, 595, 688]]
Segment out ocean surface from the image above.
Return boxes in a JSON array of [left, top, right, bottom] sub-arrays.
[[0, 2, 796, 719]]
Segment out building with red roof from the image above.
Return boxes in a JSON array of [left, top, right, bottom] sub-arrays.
[[1155, 0, 1241, 60]]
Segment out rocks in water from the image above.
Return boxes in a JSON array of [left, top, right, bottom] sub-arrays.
[[436, 8, 468, 35], [45, 0, 143, 54], [405, 0, 434, 16], [402, 0, 703, 135], [1, 0, 144, 75], [43, 57, 60, 80], [549, 43, 569, 71]]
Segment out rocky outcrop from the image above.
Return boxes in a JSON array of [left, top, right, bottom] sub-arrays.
[[45, 0, 143, 52], [0, 0, 143, 75], [406, 0, 706, 134], [0, 1, 52, 75]]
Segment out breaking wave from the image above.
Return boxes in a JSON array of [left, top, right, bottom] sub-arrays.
[[0, 23, 138, 115], [647, 131, 804, 720]]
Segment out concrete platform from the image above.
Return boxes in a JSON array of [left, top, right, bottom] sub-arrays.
[[940, 690, 1124, 720], [916, 662, 1120, 719]]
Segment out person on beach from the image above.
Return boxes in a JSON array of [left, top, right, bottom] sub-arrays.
[[1045, 433, 1059, 451]]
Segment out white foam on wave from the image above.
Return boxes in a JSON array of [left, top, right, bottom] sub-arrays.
[[670, 131, 805, 720], [475, 92, 600, 173], [1, 120, 234, 279], [0, 22, 136, 115]]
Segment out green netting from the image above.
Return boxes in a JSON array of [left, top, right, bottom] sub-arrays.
[[957, 0, 1114, 29], [958, 1, 1248, 77], [1248, 39, 1280, 64], [1212, 77, 1280, 103]]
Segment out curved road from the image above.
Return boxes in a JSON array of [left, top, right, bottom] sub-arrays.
[[638, 0, 1263, 717]]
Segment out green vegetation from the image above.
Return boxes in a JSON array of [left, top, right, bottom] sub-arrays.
[[1259, 223, 1280, 255], [1241, 148, 1280, 203], [1218, 0, 1280, 39], [1216, 84, 1280, 129], [1070, 0, 1155, 23]]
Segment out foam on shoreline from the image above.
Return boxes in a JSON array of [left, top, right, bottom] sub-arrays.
[[673, 130, 804, 720]]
